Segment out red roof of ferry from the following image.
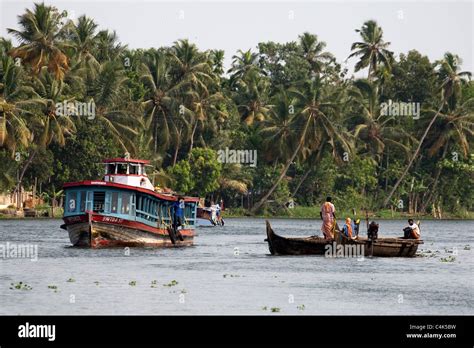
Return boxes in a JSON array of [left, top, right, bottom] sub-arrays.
[[63, 180, 200, 202], [103, 158, 150, 164]]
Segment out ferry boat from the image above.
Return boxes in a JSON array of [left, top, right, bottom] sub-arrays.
[[60, 157, 198, 248]]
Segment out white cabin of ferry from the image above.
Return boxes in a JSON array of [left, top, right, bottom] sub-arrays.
[[103, 158, 155, 191]]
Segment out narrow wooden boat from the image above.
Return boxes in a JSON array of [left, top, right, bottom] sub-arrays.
[[265, 220, 423, 257], [61, 157, 199, 248]]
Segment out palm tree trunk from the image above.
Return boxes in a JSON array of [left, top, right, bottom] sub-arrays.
[[189, 121, 198, 154], [251, 115, 312, 214], [13, 148, 39, 209], [383, 102, 445, 207], [291, 168, 312, 197], [420, 142, 449, 212]]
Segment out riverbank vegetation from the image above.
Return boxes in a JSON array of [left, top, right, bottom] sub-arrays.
[[1, 3, 473, 218]]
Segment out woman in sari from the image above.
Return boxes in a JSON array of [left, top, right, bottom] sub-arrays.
[[320, 196, 336, 239]]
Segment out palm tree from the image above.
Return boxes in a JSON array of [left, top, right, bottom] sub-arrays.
[[168, 39, 214, 95], [251, 78, 349, 213], [298, 32, 334, 76], [7, 3, 71, 80], [90, 60, 139, 153], [0, 39, 31, 155], [419, 94, 474, 211], [348, 20, 394, 80], [350, 79, 415, 161], [68, 15, 100, 73], [383, 52, 472, 207], [233, 70, 272, 125], [227, 49, 260, 86]]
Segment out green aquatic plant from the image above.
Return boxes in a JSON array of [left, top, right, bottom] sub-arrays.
[[440, 256, 456, 262], [261, 306, 268, 311], [464, 245, 471, 250], [297, 304, 306, 311], [94, 281, 100, 286], [9, 282, 32, 290], [270, 307, 281, 313], [163, 280, 178, 287], [150, 280, 158, 288], [129, 281, 137, 286], [66, 278, 75, 283]]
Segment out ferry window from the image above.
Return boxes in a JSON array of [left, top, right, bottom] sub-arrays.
[[93, 191, 105, 213], [80, 191, 86, 212], [121, 193, 130, 214], [108, 164, 116, 175], [67, 192, 77, 213], [129, 165, 138, 175], [111, 192, 119, 213], [117, 164, 127, 174]]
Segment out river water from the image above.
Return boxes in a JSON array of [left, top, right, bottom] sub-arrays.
[[0, 218, 473, 315]]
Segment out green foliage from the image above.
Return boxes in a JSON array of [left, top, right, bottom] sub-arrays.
[[0, 4, 472, 218]]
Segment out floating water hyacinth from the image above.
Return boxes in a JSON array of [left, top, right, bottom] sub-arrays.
[[440, 256, 456, 262], [66, 278, 75, 283], [150, 280, 158, 288], [10, 282, 32, 290], [270, 307, 280, 313], [128, 281, 137, 286], [163, 280, 178, 287], [297, 304, 306, 310]]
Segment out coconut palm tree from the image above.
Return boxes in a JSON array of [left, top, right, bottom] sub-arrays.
[[0, 39, 31, 155], [233, 70, 272, 125], [383, 52, 472, 207], [348, 20, 394, 80], [227, 49, 260, 86], [7, 3, 72, 80], [68, 15, 100, 73], [168, 39, 214, 95], [251, 78, 350, 213], [350, 79, 415, 161], [298, 32, 334, 76]]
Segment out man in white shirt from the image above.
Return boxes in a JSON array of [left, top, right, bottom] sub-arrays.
[[403, 219, 421, 239]]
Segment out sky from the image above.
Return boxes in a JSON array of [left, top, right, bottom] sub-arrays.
[[0, 0, 472, 76]]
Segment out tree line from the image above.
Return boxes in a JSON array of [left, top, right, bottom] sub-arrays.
[[0, 3, 473, 216]]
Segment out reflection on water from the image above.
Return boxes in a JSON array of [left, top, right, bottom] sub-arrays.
[[0, 218, 473, 315]]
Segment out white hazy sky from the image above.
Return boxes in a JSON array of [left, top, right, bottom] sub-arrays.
[[1, 0, 473, 76]]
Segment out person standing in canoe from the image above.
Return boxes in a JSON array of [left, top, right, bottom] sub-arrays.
[[320, 196, 336, 239]]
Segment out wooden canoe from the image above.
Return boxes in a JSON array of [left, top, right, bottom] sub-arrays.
[[265, 220, 423, 257]]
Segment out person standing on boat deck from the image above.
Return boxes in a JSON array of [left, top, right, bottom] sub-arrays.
[[209, 201, 218, 226], [172, 197, 185, 230], [403, 219, 421, 239], [320, 196, 336, 239]]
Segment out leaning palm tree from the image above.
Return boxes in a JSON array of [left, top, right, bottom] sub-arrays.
[[383, 52, 472, 207], [251, 79, 348, 213], [350, 79, 415, 161], [347, 20, 394, 80], [7, 3, 72, 80]]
